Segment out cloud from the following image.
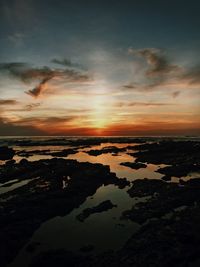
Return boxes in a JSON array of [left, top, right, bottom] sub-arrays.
[[115, 102, 174, 107], [172, 91, 181, 98], [0, 62, 90, 97], [51, 58, 84, 70], [180, 65, 200, 85], [124, 47, 200, 92], [25, 103, 41, 111], [26, 76, 53, 97], [0, 99, 18, 105], [130, 48, 180, 77], [12, 115, 79, 128], [0, 117, 46, 136]]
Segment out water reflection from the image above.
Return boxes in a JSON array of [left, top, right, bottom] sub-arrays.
[[0, 178, 38, 195], [10, 184, 144, 267], [67, 151, 164, 181]]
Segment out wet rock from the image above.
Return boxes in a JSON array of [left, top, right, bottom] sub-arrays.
[[76, 200, 117, 222], [114, 178, 130, 189], [120, 161, 147, 169], [0, 158, 125, 266], [122, 178, 200, 224], [157, 164, 200, 179], [127, 178, 168, 198], [0, 146, 15, 160], [5, 159, 16, 166], [133, 140, 200, 165], [181, 177, 200, 187], [30, 249, 92, 267], [117, 205, 200, 267], [17, 149, 51, 157], [50, 149, 77, 157], [26, 241, 40, 253], [80, 245, 94, 253], [85, 146, 127, 156], [161, 175, 171, 181]]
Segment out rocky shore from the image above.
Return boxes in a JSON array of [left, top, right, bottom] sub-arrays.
[[0, 138, 200, 267]]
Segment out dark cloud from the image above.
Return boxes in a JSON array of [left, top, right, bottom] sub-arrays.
[[115, 102, 174, 107], [25, 103, 41, 111], [0, 62, 90, 97], [172, 91, 181, 98], [15, 116, 76, 126], [123, 84, 136, 90], [0, 99, 18, 105], [0, 117, 46, 136], [136, 48, 180, 77], [124, 47, 200, 92], [26, 76, 53, 97], [0, 62, 28, 78], [51, 58, 84, 70], [181, 66, 200, 85]]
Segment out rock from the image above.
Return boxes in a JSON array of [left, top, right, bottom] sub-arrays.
[[120, 162, 147, 169], [76, 200, 117, 222], [157, 164, 200, 179], [26, 241, 40, 253], [5, 159, 16, 166], [80, 245, 94, 253], [30, 249, 92, 267], [0, 158, 124, 266], [50, 149, 77, 157], [85, 146, 127, 156], [0, 146, 15, 160]]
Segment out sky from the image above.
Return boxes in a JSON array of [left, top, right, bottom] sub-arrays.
[[0, 0, 200, 136]]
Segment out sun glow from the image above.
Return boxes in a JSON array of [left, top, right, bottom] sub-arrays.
[[89, 82, 112, 130]]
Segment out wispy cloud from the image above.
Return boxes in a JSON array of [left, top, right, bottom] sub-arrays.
[[0, 99, 18, 105], [0, 62, 90, 97], [51, 58, 85, 70], [123, 47, 200, 93], [115, 102, 174, 107], [25, 103, 41, 111], [133, 48, 180, 77], [180, 65, 200, 85]]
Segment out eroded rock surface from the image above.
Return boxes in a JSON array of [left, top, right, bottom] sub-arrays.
[[76, 200, 117, 222]]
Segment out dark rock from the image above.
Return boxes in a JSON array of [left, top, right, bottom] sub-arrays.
[[157, 164, 200, 179], [26, 241, 40, 253], [161, 175, 171, 181], [122, 178, 200, 224], [5, 159, 16, 166], [0, 158, 124, 266], [0, 146, 15, 160], [30, 249, 92, 267], [50, 149, 77, 157], [76, 200, 117, 222], [120, 161, 147, 169], [80, 245, 94, 253], [127, 178, 168, 198], [85, 146, 127, 156]]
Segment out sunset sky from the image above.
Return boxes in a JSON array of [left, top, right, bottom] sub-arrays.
[[0, 0, 199, 136]]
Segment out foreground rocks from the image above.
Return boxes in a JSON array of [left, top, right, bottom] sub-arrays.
[[133, 140, 200, 180], [76, 200, 117, 222], [0, 158, 129, 267], [1, 138, 200, 267], [122, 178, 200, 223], [0, 146, 15, 160], [120, 161, 147, 169], [85, 146, 127, 156], [16, 148, 78, 158], [30, 177, 200, 267]]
